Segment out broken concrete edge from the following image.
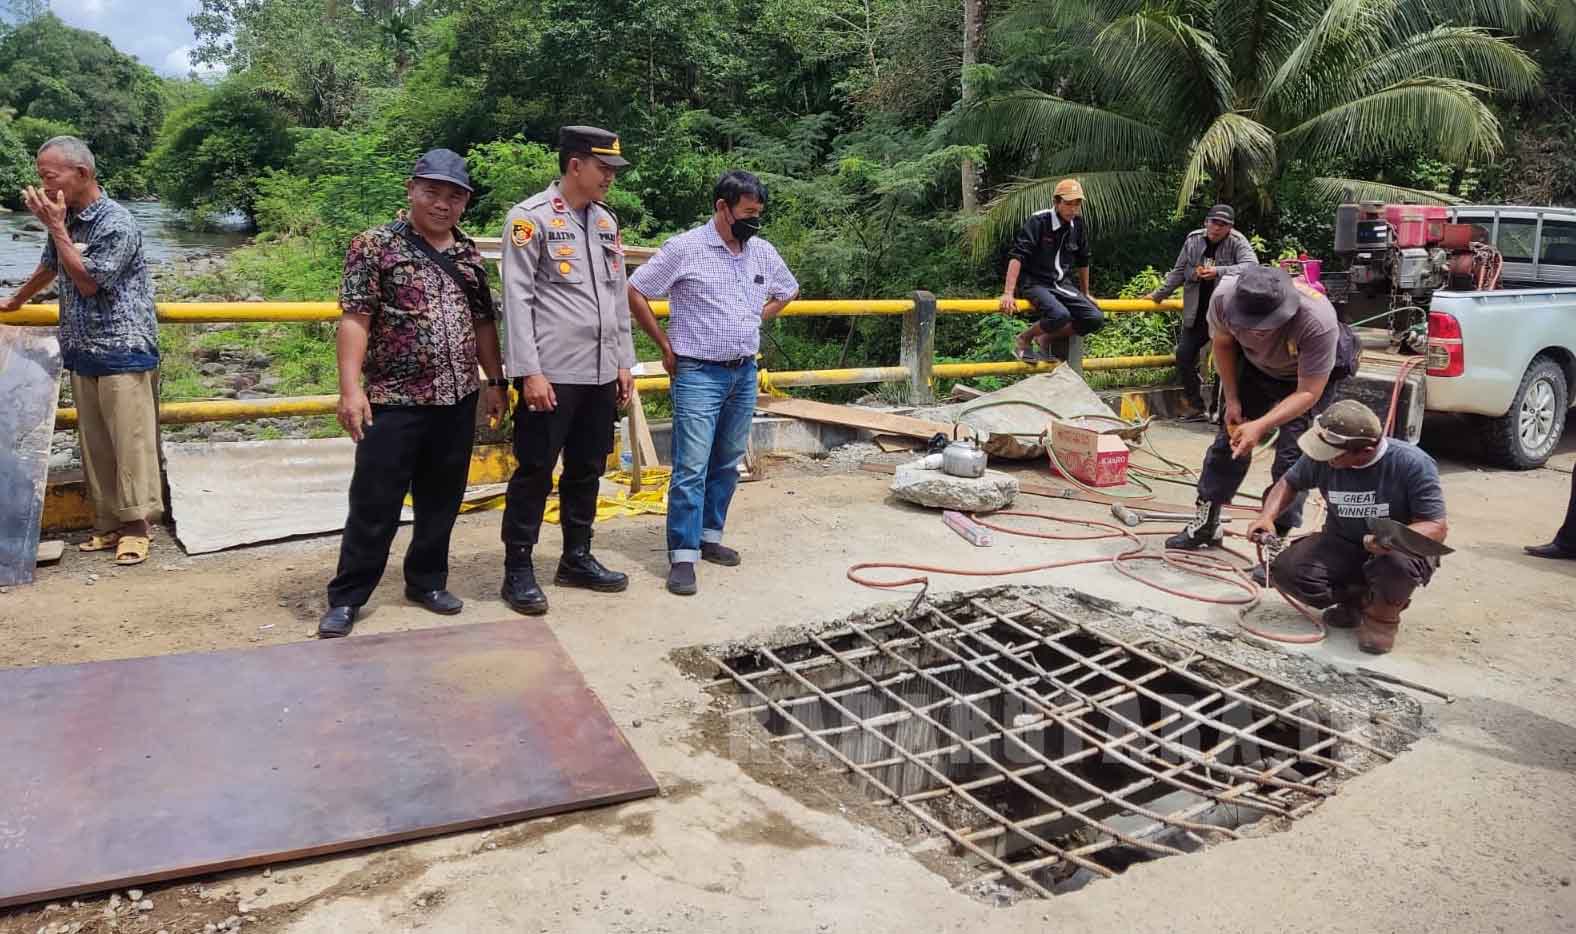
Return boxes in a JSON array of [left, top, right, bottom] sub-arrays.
[[670, 583, 1429, 754]]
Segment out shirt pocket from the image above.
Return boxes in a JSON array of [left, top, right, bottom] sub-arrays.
[[597, 239, 625, 283], [546, 243, 586, 285]]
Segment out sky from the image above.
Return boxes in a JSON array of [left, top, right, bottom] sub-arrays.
[[46, 0, 214, 76]]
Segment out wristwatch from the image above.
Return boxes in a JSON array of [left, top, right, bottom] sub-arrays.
[[486, 377, 509, 388]]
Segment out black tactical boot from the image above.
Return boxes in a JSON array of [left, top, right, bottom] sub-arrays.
[[501, 548, 548, 616], [1165, 500, 1224, 551], [555, 547, 629, 593]]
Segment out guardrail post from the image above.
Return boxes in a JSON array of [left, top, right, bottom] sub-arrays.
[[1053, 332, 1085, 375], [903, 290, 937, 404]]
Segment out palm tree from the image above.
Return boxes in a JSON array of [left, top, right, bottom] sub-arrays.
[[962, 0, 1546, 244]]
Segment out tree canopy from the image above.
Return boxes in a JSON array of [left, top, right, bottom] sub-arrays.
[[0, 13, 165, 185]]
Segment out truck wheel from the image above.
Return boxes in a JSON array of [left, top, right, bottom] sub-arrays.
[[1482, 355, 1568, 469]]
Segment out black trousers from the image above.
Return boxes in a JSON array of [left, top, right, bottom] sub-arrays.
[[1175, 313, 1211, 407], [327, 392, 478, 608], [501, 380, 617, 557], [1023, 284, 1106, 336], [1271, 532, 1436, 608], [1556, 471, 1576, 549], [1196, 361, 1337, 534]]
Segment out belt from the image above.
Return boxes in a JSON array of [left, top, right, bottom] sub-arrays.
[[678, 355, 755, 369]]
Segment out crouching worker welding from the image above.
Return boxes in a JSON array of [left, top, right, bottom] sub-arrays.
[[1168, 265, 1356, 557], [1248, 401, 1448, 655]]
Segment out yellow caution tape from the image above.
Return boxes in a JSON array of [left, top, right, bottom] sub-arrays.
[[406, 467, 673, 522]]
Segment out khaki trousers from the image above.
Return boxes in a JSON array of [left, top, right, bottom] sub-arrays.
[[71, 370, 164, 533]]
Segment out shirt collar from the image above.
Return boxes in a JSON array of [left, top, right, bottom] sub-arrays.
[[702, 217, 747, 254], [1048, 210, 1063, 233], [74, 194, 112, 223]]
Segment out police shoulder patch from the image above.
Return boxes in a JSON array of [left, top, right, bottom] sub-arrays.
[[510, 218, 535, 247]]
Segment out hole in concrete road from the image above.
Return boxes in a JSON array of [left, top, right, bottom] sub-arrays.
[[684, 586, 1422, 903]]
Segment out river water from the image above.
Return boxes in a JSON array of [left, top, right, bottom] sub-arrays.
[[0, 201, 249, 286]]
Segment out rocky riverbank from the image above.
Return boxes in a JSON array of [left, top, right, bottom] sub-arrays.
[[44, 249, 347, 471]]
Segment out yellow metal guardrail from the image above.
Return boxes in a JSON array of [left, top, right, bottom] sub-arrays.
[[6, 296, 1179, 326], [12, 296, 1184, 426]]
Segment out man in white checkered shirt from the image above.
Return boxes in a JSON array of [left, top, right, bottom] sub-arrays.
[[629, 170, 799, 596]]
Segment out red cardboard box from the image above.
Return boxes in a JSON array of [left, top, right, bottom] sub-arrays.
[[1048, 417, 1130, 487]]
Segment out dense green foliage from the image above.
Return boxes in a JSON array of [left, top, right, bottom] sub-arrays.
[[22, 0, 1567, 386], [145, 80, 296, 217], [0, 14, 165, 193]]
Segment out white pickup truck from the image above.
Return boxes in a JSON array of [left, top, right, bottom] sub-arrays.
[[1415, 288, 1576, 468]]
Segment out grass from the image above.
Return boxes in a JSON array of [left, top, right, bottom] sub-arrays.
[[151, 237, 1182, 422]]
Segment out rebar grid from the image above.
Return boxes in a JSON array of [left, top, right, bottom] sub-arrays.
[[706, 595, 1398, 896]]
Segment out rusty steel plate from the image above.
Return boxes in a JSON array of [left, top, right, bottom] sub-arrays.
[[0, 620, 658, 908]]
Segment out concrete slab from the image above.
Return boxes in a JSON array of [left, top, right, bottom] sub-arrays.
[[2, 425, 1574, 933]]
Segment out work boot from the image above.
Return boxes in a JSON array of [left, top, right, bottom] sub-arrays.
[[501, 549, 548, 616], [1165, 500, 1223, 551], [1358, 597, 1407, 655], [701, 543, 741, 567], [667, 561, 697, 596], [1322, 603, 1362, 629], [1177, 396, 1209, 423], [555, 547, 629, 593]]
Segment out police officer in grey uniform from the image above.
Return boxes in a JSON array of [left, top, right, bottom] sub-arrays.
[[498, 125, 636, 615]]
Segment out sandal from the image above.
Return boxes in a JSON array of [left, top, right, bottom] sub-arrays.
[[115, 534, 151, 566], [80, 532, 120, 553]]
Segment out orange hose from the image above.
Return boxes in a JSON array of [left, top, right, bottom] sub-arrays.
[[846, 509, 1327, 644]]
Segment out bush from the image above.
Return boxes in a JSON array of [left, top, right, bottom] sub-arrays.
[[146, 79, 295, 219], [0, 121, 31, 208], [466, 136, 650, 236]]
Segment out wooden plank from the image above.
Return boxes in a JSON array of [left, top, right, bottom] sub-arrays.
[[755, 395, 966, 441], [873, 434, 921, 453], [0, 620, 658, 908]]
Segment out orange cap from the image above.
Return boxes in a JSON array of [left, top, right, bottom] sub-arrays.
[[1054, 178, 1084, 201]]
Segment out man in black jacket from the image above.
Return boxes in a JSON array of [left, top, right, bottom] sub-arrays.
[[998, 178, 1104, 363]]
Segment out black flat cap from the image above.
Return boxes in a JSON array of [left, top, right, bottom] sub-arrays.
[[411, 148, 473, 192], [558, 125, 630, 167], [1206, 204, 1235, 224]]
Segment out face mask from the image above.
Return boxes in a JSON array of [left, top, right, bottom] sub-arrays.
[[728, 206, 762, 244]]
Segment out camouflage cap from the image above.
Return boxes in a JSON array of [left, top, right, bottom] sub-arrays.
[[1298, 399, 1384, 461]]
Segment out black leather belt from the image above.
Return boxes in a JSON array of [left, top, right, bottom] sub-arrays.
[[679, 355, 754, 369]]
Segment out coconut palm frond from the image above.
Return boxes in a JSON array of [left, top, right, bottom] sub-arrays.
[[1176, 113, 1278, 213], [1309, 176, 1463, 204], [956, 90, 1170, 164], [1092, 11, 1234, 120], [1262, 0, 1384, 109], [1352, 25, 1541, 99], [1279, 77, 1502, 164]]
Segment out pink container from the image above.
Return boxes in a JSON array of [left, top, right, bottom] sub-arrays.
[[1384, 204, 1448, 248], [1280, 257, 1326, 295]]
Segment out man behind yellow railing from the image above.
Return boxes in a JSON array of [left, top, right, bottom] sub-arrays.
[[3, 136, 163, 567]]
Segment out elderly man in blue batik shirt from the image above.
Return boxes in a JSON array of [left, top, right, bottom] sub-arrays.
[[2, 136, 163, 567], [628, 170, 799, 597]]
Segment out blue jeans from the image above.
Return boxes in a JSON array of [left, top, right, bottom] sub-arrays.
[[667, 357, 757, 563]]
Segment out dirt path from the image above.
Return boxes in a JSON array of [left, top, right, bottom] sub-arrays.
[[3, 426, 1574, 933]]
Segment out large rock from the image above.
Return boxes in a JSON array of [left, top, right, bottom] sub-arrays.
[[891, 462, 1018, 511]]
